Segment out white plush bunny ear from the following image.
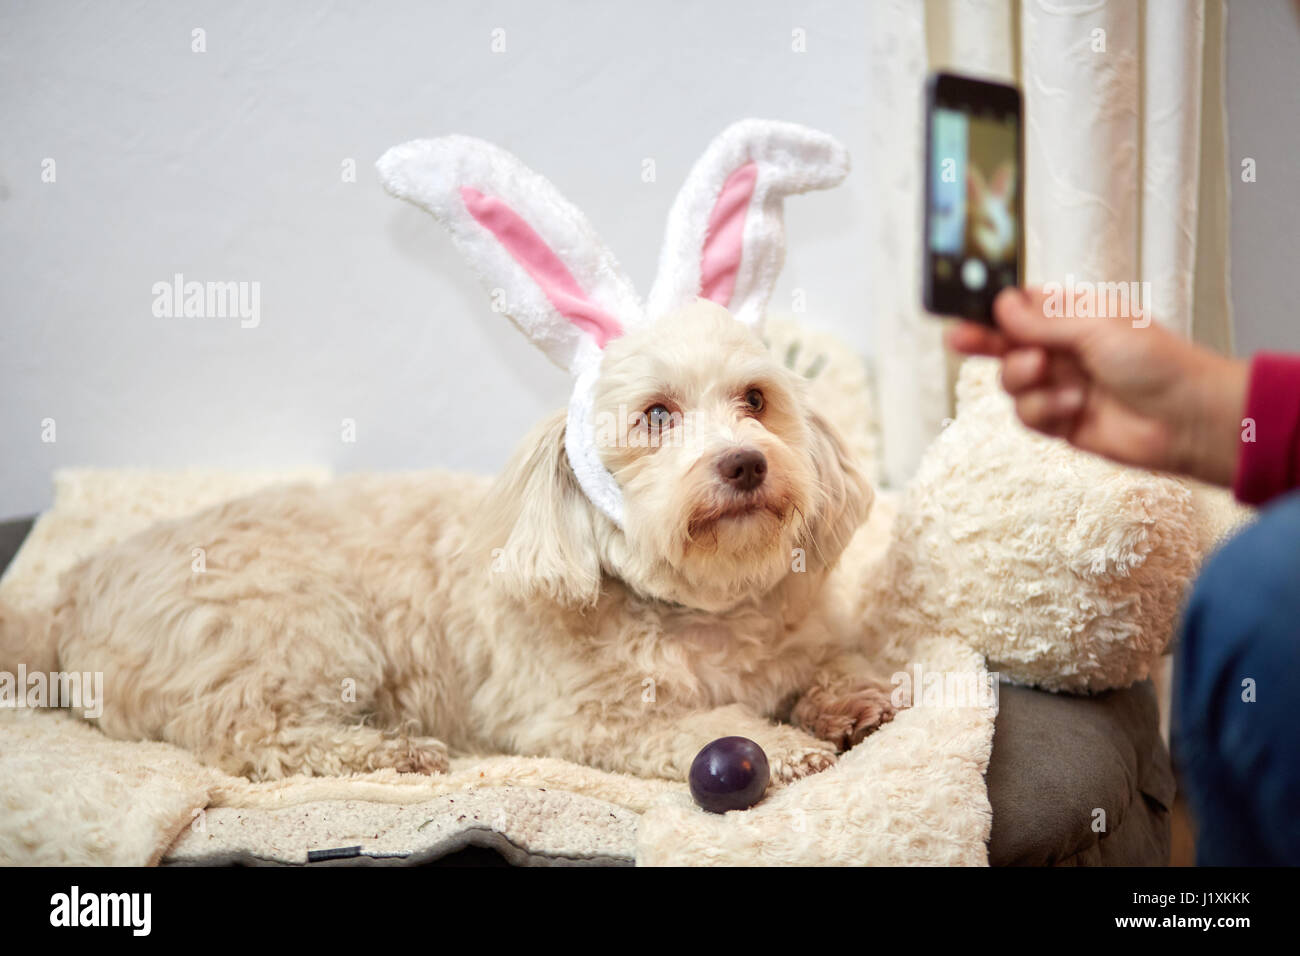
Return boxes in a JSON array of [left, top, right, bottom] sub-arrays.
[[378, 134, 642, 526], [377, 135, 645, 374], [646, 119, 849, 329]]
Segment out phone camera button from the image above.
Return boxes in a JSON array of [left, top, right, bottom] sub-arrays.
[[961, 258, 987, 290]]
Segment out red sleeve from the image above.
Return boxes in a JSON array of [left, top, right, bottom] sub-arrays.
[[1232, 352, 1300, 506]]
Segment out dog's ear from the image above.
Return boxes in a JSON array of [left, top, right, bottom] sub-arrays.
[[471, 410, 604, 607], [800, 410, 873, 571]]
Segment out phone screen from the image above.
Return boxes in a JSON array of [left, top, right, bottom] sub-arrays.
[[923, 73, 1022, 324]]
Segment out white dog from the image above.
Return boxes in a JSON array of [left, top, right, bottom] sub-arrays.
[[1, 122, 900, 783]]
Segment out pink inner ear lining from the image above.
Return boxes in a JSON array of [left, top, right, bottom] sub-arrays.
[[460, 186, 624, 348], [698, 161, 758, 307]]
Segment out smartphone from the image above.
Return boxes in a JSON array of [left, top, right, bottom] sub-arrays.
[[922, 71, 1022, 325]]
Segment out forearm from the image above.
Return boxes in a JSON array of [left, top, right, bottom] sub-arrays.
[[1175, 350, 1250, 489]]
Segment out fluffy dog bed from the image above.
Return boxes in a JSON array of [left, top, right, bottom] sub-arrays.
[[0, 468, 994, 866]]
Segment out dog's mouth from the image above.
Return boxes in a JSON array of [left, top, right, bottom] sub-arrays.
[[686, 491, 789, 539]]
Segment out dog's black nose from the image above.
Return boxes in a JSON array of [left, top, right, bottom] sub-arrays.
[[716, 449, 767, 491]]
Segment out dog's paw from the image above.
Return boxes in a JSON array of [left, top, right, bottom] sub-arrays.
[[379, 735, 450, 775], [791, 681, 899, 751], [766, 740, 838, 786]]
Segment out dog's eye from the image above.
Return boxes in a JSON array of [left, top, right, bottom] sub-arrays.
[[744, 389, 765, 413], [646, 404, 675, 429]]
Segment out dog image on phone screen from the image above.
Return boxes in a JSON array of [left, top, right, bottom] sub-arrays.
[[966, 160, 1017, 264]]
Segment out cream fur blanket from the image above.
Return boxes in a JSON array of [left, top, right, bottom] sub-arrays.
[[0, 468, 994, 867]]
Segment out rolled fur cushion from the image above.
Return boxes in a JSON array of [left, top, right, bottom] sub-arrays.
[[861, 356, 1202, 694]]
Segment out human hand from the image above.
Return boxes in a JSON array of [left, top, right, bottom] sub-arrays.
[[944, 287, 1249, 487]]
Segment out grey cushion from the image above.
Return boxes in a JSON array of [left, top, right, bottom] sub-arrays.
[[986, 680, 1174, 865], [0, 516, 33, 580]]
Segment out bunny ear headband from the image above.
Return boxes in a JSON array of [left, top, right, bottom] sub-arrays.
[[377, 119, 849, 528]]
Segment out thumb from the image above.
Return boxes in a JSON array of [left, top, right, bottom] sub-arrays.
[[993, 287, 1092, 349]]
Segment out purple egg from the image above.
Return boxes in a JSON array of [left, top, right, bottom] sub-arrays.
[[689, 736, 770, 813]]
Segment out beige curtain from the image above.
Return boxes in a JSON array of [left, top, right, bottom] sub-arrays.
[[869, 0, 1233, 488]]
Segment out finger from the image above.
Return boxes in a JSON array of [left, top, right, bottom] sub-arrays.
[[1019, 286, 1055, 317], [993, 287, 1092, 349], [943, 321, 1009, 358], [1044, 347, 1090, 390], [1000, 347, 1049, 394], [1013, 385, 1086, 434]]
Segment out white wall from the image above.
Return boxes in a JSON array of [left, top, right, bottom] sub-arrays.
[[0, 0, 873, 519], [1226, 0, 1300, 357], [7, 1, 1296, 522]]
